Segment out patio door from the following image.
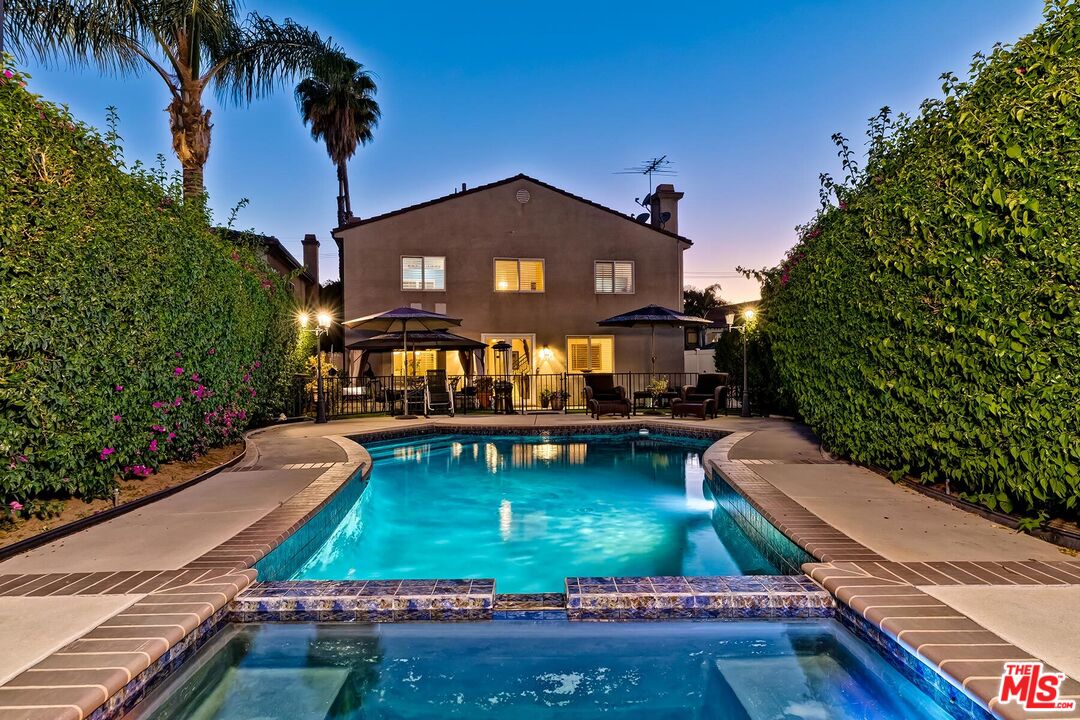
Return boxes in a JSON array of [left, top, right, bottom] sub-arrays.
[[481, 334, 536, 406]]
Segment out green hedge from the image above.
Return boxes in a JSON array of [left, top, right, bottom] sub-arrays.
[[756, 3, 1080, 518], [0, 63, 301, 507]]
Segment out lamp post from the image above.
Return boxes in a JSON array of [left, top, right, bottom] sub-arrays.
[[740, 308, 756, 418], [299, 311, 334, 424]]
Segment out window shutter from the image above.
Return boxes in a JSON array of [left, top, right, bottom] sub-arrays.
[[595, 262, 614, 293], [494, 259, 519, 292], [401, 257, 423, 290], [614, 261, 634, 293], [520, 260, 544, 292], [424, 257, 446, 290]]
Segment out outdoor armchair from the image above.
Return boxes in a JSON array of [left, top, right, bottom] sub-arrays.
[[583, 373, 630, 419], [680, 373, 729, 418]]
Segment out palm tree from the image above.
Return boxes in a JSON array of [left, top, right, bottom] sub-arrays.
[[9, 0, 346, 199], [683, 283, 724, 319], [295, 58, 379, 226]]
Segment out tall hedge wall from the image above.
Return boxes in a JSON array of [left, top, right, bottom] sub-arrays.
[[758, 3, 1080, 518], [0, 64, 300, 506]]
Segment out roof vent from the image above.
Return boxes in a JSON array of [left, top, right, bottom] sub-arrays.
[[516, 188, 531, 204]]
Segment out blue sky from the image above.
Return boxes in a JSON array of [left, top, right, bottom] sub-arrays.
[[19, 1, 1044, 301]]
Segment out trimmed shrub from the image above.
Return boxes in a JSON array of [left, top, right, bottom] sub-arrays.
[[0, 63, 301, 506], [755, 3, 1080, 518]]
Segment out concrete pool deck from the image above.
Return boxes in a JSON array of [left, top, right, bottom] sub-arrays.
[[0, 413, 1076, 719]]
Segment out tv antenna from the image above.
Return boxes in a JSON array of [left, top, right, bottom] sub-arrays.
[[615, 156, 676, 220]]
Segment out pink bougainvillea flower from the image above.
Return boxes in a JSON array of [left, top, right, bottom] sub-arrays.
[[149, 439, 158, 453], [173, 397, 182, 407], [2, 69, 13, 79], [9, 501, 23, 511], [113, 414, 122, 422], [167, 432, 176, 442], [242, 373, 251, 384], [253, 361, 261, 369], [250, 388, 257, 398], [190, 373, 200, 382], [174, 367, 184, 376], [100, 447, 115, 460], [130, 465, 152, 478], [208, 347, 216, 355], [175, 351, 182, 358], [115, 385, 124, 392], [152, 401, 165, 409], [16, 455, 27, 463], [152, 424, 166, 433]]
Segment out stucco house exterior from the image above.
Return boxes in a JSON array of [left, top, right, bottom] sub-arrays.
[[333, 173, 691, 378]]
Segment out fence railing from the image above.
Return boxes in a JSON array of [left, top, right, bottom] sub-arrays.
[[286, 372, 761, 419]]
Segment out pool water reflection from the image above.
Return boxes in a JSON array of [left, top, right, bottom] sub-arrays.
[[291, 434, 780, 593]]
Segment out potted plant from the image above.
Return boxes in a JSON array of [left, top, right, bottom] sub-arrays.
[[550, 389, 570, 412], [539, 388, 554, 408], [475, 376, 494, 409], [646, 377, 669, 415]]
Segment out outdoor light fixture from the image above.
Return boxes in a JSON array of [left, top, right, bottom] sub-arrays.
[[298, 309, 334, 424], [539, 347, 554, 361], [740, 307, 758, 418]]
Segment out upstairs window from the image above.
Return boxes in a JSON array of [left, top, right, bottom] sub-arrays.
[[401, 256, 446, 291], [494, 258, 545, 293], [594, 261, 635, 294]]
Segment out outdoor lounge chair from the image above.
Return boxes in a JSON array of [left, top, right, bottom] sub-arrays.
[[680, 373, 730, 418], [583, 373, 630, 419], [425, 370, 455, 417]]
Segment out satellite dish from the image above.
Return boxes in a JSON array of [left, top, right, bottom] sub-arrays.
[[642, 192, 653, 207], [635, 213, 650, 224], [660, 211, 671, 224]]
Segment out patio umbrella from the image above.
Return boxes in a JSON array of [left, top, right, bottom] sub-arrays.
[[597, 304, 710, 374], [346, 330, 484, 352], [344, 307, 463, 419]]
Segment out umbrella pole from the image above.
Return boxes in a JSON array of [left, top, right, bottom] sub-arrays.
[[397, 322, 418, 420], [645, 323, 663, 415]]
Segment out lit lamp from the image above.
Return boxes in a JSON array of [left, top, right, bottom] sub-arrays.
[[298, 310, 334, 424], [740, 308, 756, 418], [538, 347, 554, 363]]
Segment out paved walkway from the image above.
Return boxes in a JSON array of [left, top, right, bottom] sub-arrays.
[[0, 412, 1075, 719]]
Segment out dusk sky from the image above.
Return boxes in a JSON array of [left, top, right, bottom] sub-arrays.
[[20, 0, 1044, 301]]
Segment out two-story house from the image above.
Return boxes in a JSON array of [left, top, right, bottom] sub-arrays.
[[333, 173, 691, 379]]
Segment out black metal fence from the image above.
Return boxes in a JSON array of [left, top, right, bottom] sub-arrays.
[[286, 372, 764, 419]]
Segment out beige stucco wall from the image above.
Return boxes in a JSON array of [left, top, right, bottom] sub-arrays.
[[336, 178, 689, 375]]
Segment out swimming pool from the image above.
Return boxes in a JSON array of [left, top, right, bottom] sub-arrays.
[[264, 433, 800, 593], [132, 621, 955, 719]]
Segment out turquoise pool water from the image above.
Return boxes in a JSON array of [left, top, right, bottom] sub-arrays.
[[135, 621, 954, 719], [290, 434, 782, 592]]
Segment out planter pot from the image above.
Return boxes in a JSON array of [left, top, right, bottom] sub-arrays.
[[540, 398, 550, 409], [478, 392, 492, 409], [550, 398, 565, 411]]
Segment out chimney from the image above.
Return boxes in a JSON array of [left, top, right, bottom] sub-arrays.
[[302, 233, 320, 303], [649, 183, 684, 235]]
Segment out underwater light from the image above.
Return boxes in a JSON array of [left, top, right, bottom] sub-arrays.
[[639, 428, 650, 435]]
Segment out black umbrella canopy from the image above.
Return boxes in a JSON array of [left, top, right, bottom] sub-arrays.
[[597, 304, 711, 328], [347, 331, 485, 352], [597, 304, 710, 374], [343, 306, 462, 332]]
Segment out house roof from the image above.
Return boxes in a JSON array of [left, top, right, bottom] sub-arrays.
[[333, 173, 693, 245], [216, 228, 315, 285]]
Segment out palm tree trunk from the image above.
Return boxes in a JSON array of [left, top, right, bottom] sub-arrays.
[[167, 84, 213, 200], [336, 161, 352, 225]]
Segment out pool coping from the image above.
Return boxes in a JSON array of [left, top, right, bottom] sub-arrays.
[[2, 421, 1078, 720]]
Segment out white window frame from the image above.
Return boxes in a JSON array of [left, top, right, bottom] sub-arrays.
[[493, 257, 545, 293], [594, 260, 635, 294], [401, 255, 446, 292], [565, 335, 615, 374]]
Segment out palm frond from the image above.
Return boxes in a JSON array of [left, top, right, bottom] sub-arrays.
[[7, 0, 144, 73], [295, 58, 380, 165], [209, 12, 346, 105]]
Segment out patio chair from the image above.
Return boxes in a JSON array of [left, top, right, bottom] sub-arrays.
[[425, 370, 455, 417], [583, 373, 630, 419], [680, 373, 730, 418]]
